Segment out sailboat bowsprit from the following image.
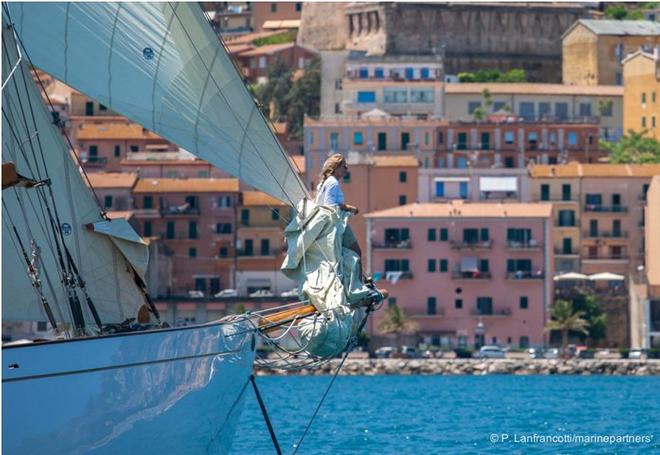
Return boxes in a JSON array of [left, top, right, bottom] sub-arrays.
[[3, 2, 385, 453]]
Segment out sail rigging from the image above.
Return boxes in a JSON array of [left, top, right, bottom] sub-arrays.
[[5, 2, 308, 206], [2, 14, 149, 326]]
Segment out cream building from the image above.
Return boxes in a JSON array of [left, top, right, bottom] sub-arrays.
[[623, 50, 660, 140]]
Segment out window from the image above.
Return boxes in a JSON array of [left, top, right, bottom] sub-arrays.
[[335, 79, 342, 90], [427, 297, 437, 315], [528, 132, 538, 146], [216, 223, 232, 234], [540, 184, 550, 201], [558, 210, 575, 227], [84, 101, 96, 116], [539, 102, 551, 119], [143, 196, 153, 209], [384, 259, 409, 272], [188, 247, 197, 258], [507, 228, 531, 244], [549, 132, 557, 145], [89, 145, 98, 157], [260, 239, 270, 256], [421, 67, 430, 79], [218, 196, 232, 208], [439, 259, 448, 272], [410, 89, 433, 103], [519, 336, 529, 348], [343, 171, 351, 183], [272, 208, 280, 221], [567, 132, 578, 146], [642, 93, 647, 104], [377, 132, 387, 150], [555, 102, 568, 120], [166, 221, 175, 239], [615, 73, 623, 86], [615, 43, 624, 59], [435, 181, 445, 197], [562, 184, 571, 201], [399, 195, 407, 205], [519, 102, 535, 120], [520, 296, 528, 309], [653, 92, 657, 103], [241, 209, 250, 226], [271, 3, 277, 12], [504, 131, 515, 145], [359, 67, 369, 79], [428, 259, 436, 272], [653, 116, 657, 128], [479, 259, 489, 273], [383, 89, 407, 103], [457, 132, 468, 150], [579, 103, 591, 117], [384, 228, 409, 244], [189, 221, 198, 239], [405, 67, 414, 79], [476, 297, 493, 315], [130, 145, 139, 152], [585, 194, 602, 205], [507, 259, 532, 273], [114, 145, 121, 157], [330, 132, 339, 150], [197, 170, 209, 178], [219, 247, 228, 257], [104, 195, 113, 208], [243, 239, 254, 256], [37, 321, 48, 332], [143, 221, 152, 237], [493, 101, 506, 112], [295, 2, 302, 11], [504, 157, 514, 168], [642, 116, 647, 128], [374, 67, 384, 79], [468, 101, 481, 114], [399, 171, 407, 183], [600, 102, 612, 117], [459, 182, 468, 199], [455, 299, 463, 309], [388, 297, 397, 308], [424, 132, 429, 145], [612, 219, 622, 237], [358, 91, 376, 103], [353, 131, 364, 145], [401, 132, 410, 150], [439, 228, 448, 241], [428, 228, 436, 241]]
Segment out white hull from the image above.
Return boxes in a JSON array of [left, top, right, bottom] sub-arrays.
[[3, 321, 256, 454]]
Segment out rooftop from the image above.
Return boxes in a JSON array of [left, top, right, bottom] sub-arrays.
[[76, 122, 164, 141], [105, 210, 135, 220], [242, 191, 288, 207], [366, 201, 553, 219], [261, 19, 301, 30], [224, 30, 289, 45], [530, 163, 660, 178], [87, 172, 138, 189], [444, 83, 623, 97], [622, 49, 659, 65], [133, 178, 239, 193], [238, 42, 296, 57], [565, 19, 660, 38]]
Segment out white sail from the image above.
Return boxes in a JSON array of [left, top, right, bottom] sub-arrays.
[[6, 2, 308, 206], [2, 20, 148, 325]]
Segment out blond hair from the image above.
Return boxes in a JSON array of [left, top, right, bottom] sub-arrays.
[[318, 153, 346, 185]]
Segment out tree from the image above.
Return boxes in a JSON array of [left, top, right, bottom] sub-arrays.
[[499, 68, 527, 83], [472, 107, 486, 122], [604, 4, 627, 19], [545, 300, 590, 353], [601, 130, 660, 164], [286, 56, 320, 139], [482, 88, 493, 109], [598, 98, 613, 118], [571, 293, 607, 343], [377, 304, 418, 348], [260, 57, 293, 121]]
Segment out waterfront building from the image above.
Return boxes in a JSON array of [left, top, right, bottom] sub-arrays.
[[562, 19, 660, 86], [252, 2, 302, 33], [529, 163, 660, 275], [234, 42, 317, 84], [623, 50, 660, 140], [85, 172, 138, 212], [120, 151, 230, 179], [365, 201, 553, 349], [132, 178, 240, 297]]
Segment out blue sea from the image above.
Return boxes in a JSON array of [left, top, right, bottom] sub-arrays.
[[231, 375, 660, 454]]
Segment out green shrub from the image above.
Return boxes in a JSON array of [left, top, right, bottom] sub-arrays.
[[454, 347, 474, 359]]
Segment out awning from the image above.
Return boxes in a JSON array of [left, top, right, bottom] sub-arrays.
[[435, 177, 470, 183], [479, 177, 517, 192], [460, 256, 478, 273], [589, 272, 624, 281], [553, 272, 588, 281]]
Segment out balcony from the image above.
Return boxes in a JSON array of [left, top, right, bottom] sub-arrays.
[[450, 240, 492, 250], [554, 247, 579, 256], [161, 204, 200, 216], [532, 194, 578, 202], [506, 270, 545, 280], [583, 230, 628, 239], [452, 270, 492, 280], [383, 271, 414, 280], [582, 254, 629, 262], [470, 308, 512, 317], [237, 249, 281, 258], [373, 240, 412, 250], [555, 221, 578, 228], [507, 240, 542, 250], [133, 208, 160, 218], [163, 232, 197, 241], [584, 204, 628, 213], [81, 156, 108, 165]]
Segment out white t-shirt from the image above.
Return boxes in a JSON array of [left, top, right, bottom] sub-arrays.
[[315, 176, 345, 207]]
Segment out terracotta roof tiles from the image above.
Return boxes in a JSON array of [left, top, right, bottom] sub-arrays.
[[76, 123, 164, 141], [87, 172, 138, 189]]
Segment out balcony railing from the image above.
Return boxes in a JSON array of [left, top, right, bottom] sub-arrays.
[[133, 208, 160, 218], [383, 271, 414, 280], [373, 240, 412, 249], [506, 270, 545, 280], [583, 254, 629, 261], [163, 232, 197, 241], [413, 308, 446, 317], [583, 230, 628, 239], [507, 240, 542, 250], [450, 240, 492, 250], [82, 156, 108, 165], [161, 205, 200, 216], [555, 221, 577, 228], [584, 204, 628, 213], [532, 194, 578, 202], [470, 308, 512, 317], [452, 270, 492, 280], [237, 249, 281, 258], [554, 247, 579, 255]]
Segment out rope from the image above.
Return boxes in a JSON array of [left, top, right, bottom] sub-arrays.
[[250, 375, 282, 455]]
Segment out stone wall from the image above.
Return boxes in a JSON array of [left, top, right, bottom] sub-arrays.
[[297, 2, 348, 51], [256, 358, 660, 376]]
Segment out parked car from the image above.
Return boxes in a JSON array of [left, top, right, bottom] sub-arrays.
[[423, 349, 442, 359], [474, 345, 506, 359], [400, 345, 420, 358], [280, 288, 299, 297], [374, 347, 395, 358], [214, 289, 237, 298], [249, 289, 274, 298], [629, 349, 645, 360], [187, 290, 204, 298], [544, 348, 560, 359], [528, 348, 543, 359]]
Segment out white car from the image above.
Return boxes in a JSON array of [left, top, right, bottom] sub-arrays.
[[280, 288, 299, 297], [214, 289, 238, 298], [187, 290, 204, 298], [544, 348, 560, 359], [474, 345, 506, 359], [249, 289, 274, 298]]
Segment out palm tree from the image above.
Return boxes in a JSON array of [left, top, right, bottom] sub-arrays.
[[545, 299, 590, 354], [378, 304, 418, 349]]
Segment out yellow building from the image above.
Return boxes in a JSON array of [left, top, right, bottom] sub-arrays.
[[623, 50, 660, 140], [562, 19, 660, 86]]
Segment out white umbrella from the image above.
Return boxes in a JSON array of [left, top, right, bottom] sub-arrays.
[[553, 272, 588, 281], [588, 272, 625, 281]]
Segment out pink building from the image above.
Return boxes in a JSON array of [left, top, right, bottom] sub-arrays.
[[366, 201, 553, 349], [234, 42, 317, 84], [85, 172, 137, 212], [120, 152, 231, 179], [132, 178, 240, 297]]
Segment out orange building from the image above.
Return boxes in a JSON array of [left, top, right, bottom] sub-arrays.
[[234, 42, 317, 83], [252, 2, 302, 33], [623, 50, 660, 140], [85, 172, 138, 212]]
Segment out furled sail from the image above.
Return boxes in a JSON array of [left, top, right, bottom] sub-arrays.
[[2, 19, 148, 324], [5, 2, 308, 206]]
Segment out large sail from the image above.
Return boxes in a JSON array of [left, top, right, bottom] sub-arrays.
[[5, 2, 308, 205], [2, 19, 148, 324]]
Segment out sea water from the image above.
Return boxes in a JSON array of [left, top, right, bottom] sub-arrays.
[[231, 375, 660, 454]]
